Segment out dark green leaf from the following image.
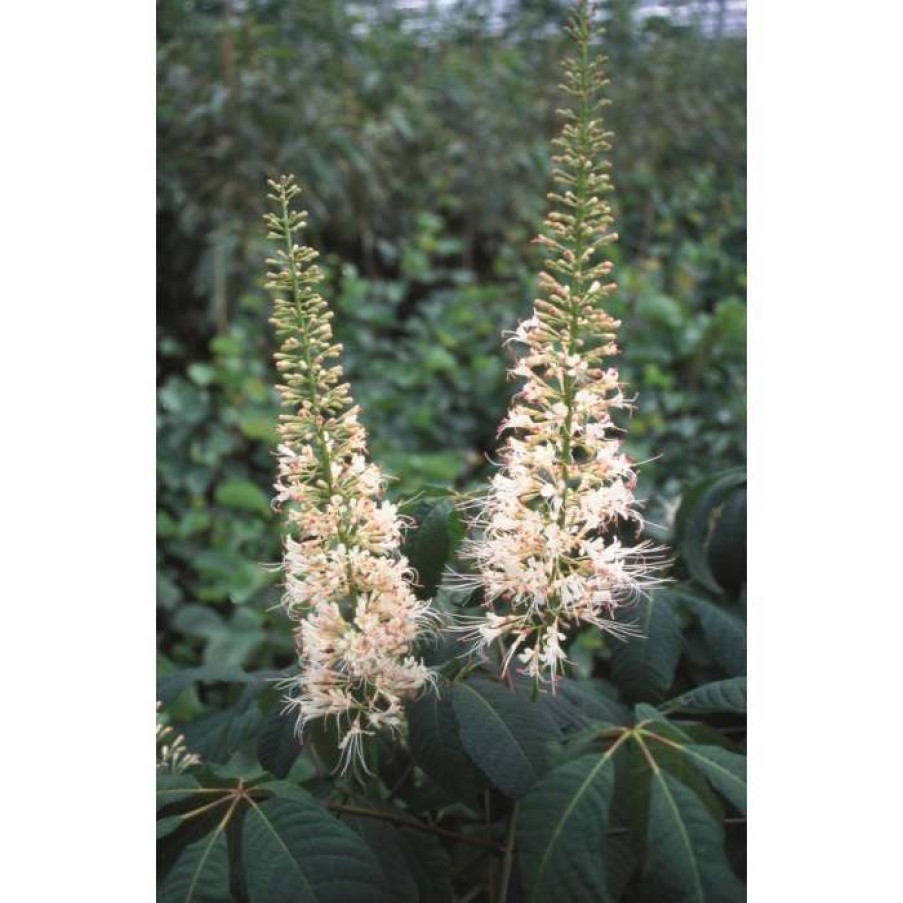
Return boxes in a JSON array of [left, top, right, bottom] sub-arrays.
[[257, 706, 302, 779], [625, 719, 726, 872], [676, 594, 746, 676], [672, 469, 743, 547], [302, 716, 344, 776], [158, 814, 189, 841], [677, 722, 743, 751], [402, 499, 463, 600], [518, 751, 619, 902], [604, 779, 639, 899], [706, 486, 746, 598], [157, 773, 203, 814], [544, 678, 630, 732], [159, 822, 232, 903], [634, 702, 687, 733], [634, 708, 727, 820], [682, 746, 746, 814], [156, 667, 263, 706], [662, 678, 747, 714], [678, 471, 746, 595], [242, 795, 388, 903], [345, 818, 418, 902], [407, 682, 484, 803], [396, 829, 454, 903], [611, 591, 683, 703], [641, 767, 743, 902], [634, 708, 746, 813], [451, 676, 562, 798], [181, 687, 265, 764], [214, 479, 271, 514]]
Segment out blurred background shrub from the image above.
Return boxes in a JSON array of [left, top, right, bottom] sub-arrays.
[[157, 0, 746, 673]]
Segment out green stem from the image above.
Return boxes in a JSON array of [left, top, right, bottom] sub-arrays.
[[496, 637, 514, 689], [278, 191, 336, 501], [498, 800, 519, 903], [365, 736, 380, 786], [556, 13, 594, 529], [323, 801, 503, 852], [486, 790, 497, 901]]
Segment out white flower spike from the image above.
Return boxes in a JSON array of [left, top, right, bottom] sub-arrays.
[[265, 175, 435, 773], [459, 2, 665, 684]]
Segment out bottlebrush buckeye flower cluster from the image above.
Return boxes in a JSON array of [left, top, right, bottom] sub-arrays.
[[461, 3, 663, 682], [265, 175, 434, 773]]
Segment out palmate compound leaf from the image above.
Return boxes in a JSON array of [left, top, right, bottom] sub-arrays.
[[341, 817, 454, 903], [343, 817, 419, 903], [541, 677, 630, 733], [396, 828, 454, 903], [159, 824, 232, 903], [516, 745, 622, 903], [158, 815, 190, 841], [157, 774, 205, 842], [181, 685, 266, 764], [407, 680, 485, 803], [641, 765, 744, 903], [401, 497, 463, 600], [705, 485, 746, 599], [242, 791, 389, 903], [606, 748, 641, 897], [156, 666, 264, 706], [675, 593, 746, 677], [610, 590, 683, 703], [157, 773, 202, 814], [451, 675, 563, 798], [157, 782, 240, 903], [621, 709, 745, 901], [681, 746, 747, 815], [634, 705, 746, 814], [662, 677, 747, 715], [159, 779, 391, 903], [677, 470, 747, 597], [257, 703, 302, 779]]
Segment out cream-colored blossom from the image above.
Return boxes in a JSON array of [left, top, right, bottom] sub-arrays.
[[458, 3, 664, 683], [156, 702, 202, 773], [265, 175, 434, 772]]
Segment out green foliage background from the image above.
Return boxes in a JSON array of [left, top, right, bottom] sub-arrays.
[[157, 2, 746, 899]]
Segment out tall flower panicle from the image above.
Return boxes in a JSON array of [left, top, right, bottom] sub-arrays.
[[459, 2, 664, 683], [265, 175, 435, 773]]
